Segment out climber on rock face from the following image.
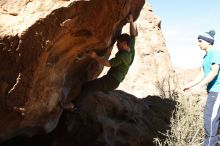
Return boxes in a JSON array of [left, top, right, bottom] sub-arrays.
[[61, 14, 138, 111], [82, 14, 138, 93]]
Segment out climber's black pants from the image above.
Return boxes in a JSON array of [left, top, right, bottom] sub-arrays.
[[82, 75, 120, 95]]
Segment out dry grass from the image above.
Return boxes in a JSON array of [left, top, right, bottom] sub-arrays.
[[154, 74, 179, 100], [154, 93, 205, 146], [153, 70, 205, 146]]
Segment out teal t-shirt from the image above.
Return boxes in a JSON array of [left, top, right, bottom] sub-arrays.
[[107, 36, 136, 82], [203, 48, 220, 92]]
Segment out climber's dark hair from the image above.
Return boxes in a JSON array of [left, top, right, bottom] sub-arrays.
[[117, 33, 131, 46]]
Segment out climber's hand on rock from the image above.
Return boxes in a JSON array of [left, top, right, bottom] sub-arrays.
[[127, 14, 134, 23], [86, 51, 98, 59]]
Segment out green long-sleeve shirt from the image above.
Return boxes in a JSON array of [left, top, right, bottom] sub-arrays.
[[107, 36, 136, 82]]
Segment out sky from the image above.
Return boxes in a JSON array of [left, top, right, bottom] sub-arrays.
[[148, 0, 220, 68]]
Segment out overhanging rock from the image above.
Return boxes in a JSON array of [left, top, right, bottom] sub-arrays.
[[0, 0, 144, 142]]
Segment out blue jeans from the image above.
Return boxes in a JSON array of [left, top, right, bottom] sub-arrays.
[[204, 92, 220, 146]]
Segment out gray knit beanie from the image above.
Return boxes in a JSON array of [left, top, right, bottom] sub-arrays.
[[198, 30, 215, 45]]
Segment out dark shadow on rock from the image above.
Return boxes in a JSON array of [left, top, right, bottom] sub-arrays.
[[0, 90, 176, 146]]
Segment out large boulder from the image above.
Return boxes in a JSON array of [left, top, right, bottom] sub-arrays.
[[0, 0, 144, 142]]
